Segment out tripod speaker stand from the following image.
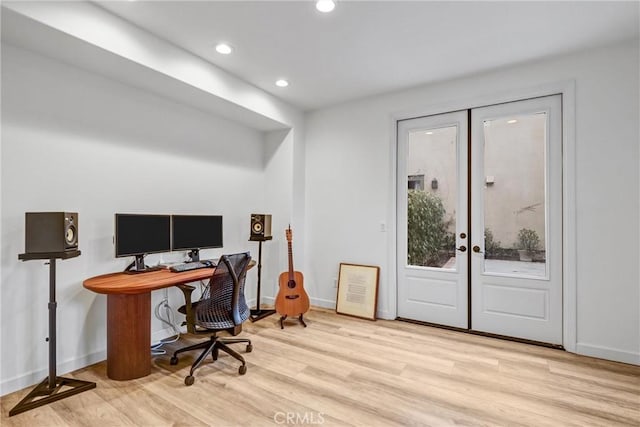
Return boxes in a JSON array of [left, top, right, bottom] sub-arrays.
[[249, 236, 276, 322], [10, 251, 96, 417]]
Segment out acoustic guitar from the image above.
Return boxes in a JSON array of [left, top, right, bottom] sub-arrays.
[[275, 226, 310, 328]]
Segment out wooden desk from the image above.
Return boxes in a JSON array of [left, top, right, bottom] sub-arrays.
[[84, 267, 219, 380]]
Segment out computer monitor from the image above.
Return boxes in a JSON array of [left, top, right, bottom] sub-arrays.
[[115, 213, 171, 272], [171, 215, 223, 262]]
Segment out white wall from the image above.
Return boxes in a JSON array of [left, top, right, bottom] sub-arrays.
[[304, 39, 639, 365], [0, 44, 276, 394]]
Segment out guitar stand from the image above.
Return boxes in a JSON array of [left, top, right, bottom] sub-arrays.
[[249, 237, 276, 322], [279, 314, 307, 329], [11, 253, 96, 417]]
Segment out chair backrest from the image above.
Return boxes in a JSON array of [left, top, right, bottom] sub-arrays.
[[195, 252, 251, 331]]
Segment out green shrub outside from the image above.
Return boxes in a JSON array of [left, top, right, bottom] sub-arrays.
[[407, 190, 449, 266]]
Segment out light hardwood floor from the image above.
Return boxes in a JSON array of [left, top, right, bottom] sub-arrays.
[[2, 308, 639, 426]]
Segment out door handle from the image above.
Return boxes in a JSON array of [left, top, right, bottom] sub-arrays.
[[472, 245, 483, 253], [456, 246, 467, 252]]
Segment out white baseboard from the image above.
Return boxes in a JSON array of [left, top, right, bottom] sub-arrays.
[[263, 295, 393, 320], [0, 349, 106, 397], [262, 295, 336, 310], [151, 326, 184, 345], [376, 310, 394, 320], [576, 342, 640, 365], [310, 297, 336, 309]]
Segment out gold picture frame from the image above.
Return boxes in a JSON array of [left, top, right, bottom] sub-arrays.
[[336, 263, 380, 320]]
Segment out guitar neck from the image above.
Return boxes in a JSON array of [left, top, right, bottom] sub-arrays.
[[288, 239, 294, 279]]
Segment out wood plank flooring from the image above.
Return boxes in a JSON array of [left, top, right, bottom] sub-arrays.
[[2, 307, 639, 426]]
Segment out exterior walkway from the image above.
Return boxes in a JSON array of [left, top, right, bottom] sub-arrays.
[[443, 258, 546, 277], [485, 259, 546, 276]]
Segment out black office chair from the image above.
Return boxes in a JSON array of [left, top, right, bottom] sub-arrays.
[[170, 252, 253, 386]]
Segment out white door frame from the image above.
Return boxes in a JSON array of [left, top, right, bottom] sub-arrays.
[[387, 80, 576, 352]]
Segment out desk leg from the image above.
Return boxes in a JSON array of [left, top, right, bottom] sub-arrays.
[[106, 293, 151, 380]]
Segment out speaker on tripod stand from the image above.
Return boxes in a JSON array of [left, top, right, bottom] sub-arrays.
[[12, 212, 95, 417], [249, 214, 275, 321]]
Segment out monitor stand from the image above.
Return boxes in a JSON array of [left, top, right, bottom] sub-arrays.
[[187, 249, 200, 262], [125, 255, 163, 273]]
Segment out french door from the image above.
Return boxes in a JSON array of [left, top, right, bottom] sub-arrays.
[[397, 110, 469, 328], [397, 95, 563, 345]]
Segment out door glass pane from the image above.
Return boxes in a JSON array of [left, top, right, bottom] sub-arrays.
[[483, 113, 547, 277], [407, 126, 457, 269]]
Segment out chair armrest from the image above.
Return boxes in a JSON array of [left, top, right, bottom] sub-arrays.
[[177, 284, 197, 334]]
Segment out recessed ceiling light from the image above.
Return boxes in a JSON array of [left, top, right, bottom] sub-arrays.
[[275, 79, 289, 88], [425, 131, 433, 135], [215, 43, 233, 55], [316, 0, 336, 13], [507, 119, 518, 124]]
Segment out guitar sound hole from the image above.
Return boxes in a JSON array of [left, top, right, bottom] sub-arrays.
[[287, 280, 296, 289]]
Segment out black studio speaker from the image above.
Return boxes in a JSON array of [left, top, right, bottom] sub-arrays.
[[25, 212, 79, 254], [250, 214, 272, 240]]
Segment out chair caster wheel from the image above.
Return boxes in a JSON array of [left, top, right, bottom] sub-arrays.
[[170, 356, 178, 365], [246, 344, 253, 353], [185, 375, 195, 386], [239, 365, 247, 375]]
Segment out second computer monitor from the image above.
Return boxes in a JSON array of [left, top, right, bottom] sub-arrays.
[[171, 215, 223, 261]]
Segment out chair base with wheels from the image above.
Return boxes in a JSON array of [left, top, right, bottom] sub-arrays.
[[170, 332, 252, 385]]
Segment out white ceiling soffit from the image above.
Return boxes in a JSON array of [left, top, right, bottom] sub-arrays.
[[1, 5, 293, 132], [95, 1, 640, 111]]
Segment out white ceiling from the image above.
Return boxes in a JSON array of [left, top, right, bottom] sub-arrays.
[[96, 1, 638, 112]]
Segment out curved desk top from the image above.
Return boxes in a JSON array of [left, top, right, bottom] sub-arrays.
[[83, 268, 214, 295], [84, 261, 255, 295]]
